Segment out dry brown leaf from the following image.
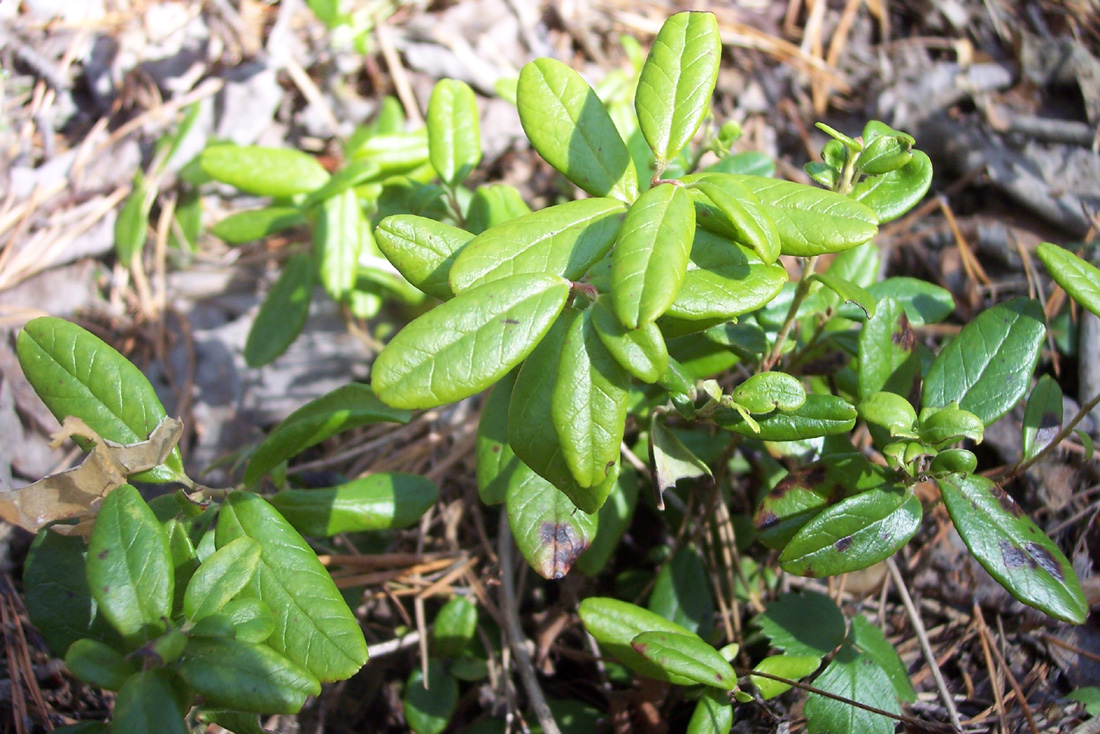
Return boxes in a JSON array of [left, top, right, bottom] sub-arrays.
[[0, 416, 182, 535]]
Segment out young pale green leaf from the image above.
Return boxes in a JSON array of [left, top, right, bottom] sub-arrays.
[[576, 467, 639, 576], [810, 272, 876, 318], [1068, 688, 1100, 716], [578, 597, 701, 685], [427, 79, 481, 186], [919, 403, 984, 447], [301, 159, 382, 209], [716, 394, 857, 441], [930, 448, 978, 474], [731, 372, 806, 415], [631, 631, 736, 690], [611, 184, 695, 328], [850, 150, 933, 223], [199, 145, 329, 197], [212, 207, 306, 244], [16, 317, 184, 483], [245, 383, 411, 486], [220, 598, 275, 644], [216, 492, 368, 681], [183, 536, 260, 622], [922, 297, 1046, 425], [268, 473, 438, 536], [177, 637, 320, 714], [688, 178, 781, 265], [858, 297, 920, 400], [705, 149, 776, 177], [372, 273, 570, 410], [634, 11, 721, 166], [403, 659, 458, 734], [506, 461, 598, 579], [1022, 374, 1062, 462], [850, 615, 916, 703], [86, 485, 173, 644], [313, 188, 363, 302], [347, 130, 430, 177], [431, 596, 478, 658], [840, 277, 955, 325], [1037, 242, 1100, 318], [725, 174, 879, 256], [517, 58, 638, 201], [243, 253, 314, 368], [940, 474, 1087, 624], [375, 215, 474, 301], [648, 546, 714, 637], [753, 591, 846, 658], [857, 134, 913, 175], [859, 391, 919, 438], [65, 638, 135, 691], [804, 644, 900, 734], [687, 689, 734, 734], [476, 371, 517, 505], [115, 172, 153, 263], [110, 670, 188, 734], [466, 184, 531, 235], [750, 655, 821, 699], [651, 416, 711, 496], [779, 486, 922, 577], [591, 298, 668, 383], [449, 198, 625, 293], [552, 308, 630, 488]]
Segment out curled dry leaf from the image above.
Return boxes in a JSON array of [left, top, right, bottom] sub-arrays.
[[0, 416, 183, 535]]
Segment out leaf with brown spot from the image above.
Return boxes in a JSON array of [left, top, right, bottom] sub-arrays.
[[858, 297, 919, 400], [1022, 374, 1063, 462], [506, 461, 598, 579]]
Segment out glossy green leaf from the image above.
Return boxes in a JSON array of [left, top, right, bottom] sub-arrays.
[[110, 670, 188, 734], [183, 537, 260, 622], [64, 638, 135, 691], [841, 277, 954, 325], [576, 467, 639, 576], [199, 145, 329, 197], [16, 317, 184, 482], [591, 298, 668, 383], [858, 391, 918, 438], [703, 321, 769, 361], [1022, 374, 1062, 462], [919, 403, 984, 447], [731, 372, 806, 414], [858, 297, 919, 400], [517, 58, 638, 201], [375, 215, 474, 301], [811, 272, 875, 318], [465, 184, 531, 235], [177, 637, 320, 714], [212, 207, 306, 244], [314, 188, 363, 301], [220, 598, 275, 644], [245, 383, 411, 486], [635, 11, 721, 165], [347, 130, 430, 176], [193, 710, 266, 734], [373, 273, 570, 410], [648, 546, 714, 637], [403, 659, 458, 734], [269, 473, 438, 536], [506, 462, 598, 579], [216, 492, 368, 680], [427, 79, 481, 186], [431, 596, 478, 658], [115, 171, 153, 263], [725, 174, 879, 256], [631, 631, 735, 690], [753, 591, 845, 658], [553, 308, 630, 488], [86, 485, 173, 643], [857, 134, 912, 175], [940, 474, 1087, 623], [475, 371, 517, 505], [651, 416, 711, 495], [930, 448, 978, 475], [850, 150, 933, 223], [716, 393, 857, 441], [922, 297, 1046, 425], [243, 253, 314, 368], [804, 644, 899, 734], [578, 597, 700, 685], [850, 615, 916, 703], [687, 689, 734, 734], [779, 486, 922, 577], [611, 184, 694, 327], [449, 198, 625, 293], [705, 150, 775, 177], [1037, 242, 1100, 318], [688, 178, 781, 265], [750, 655, 821, 699]]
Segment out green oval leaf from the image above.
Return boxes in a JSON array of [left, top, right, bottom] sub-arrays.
[[731, 372, 806, 414], [375, 215, 474, 301], [199, 145, 329, 197], [648, 546, 714, 637], [1022, 374, 1062, 462], [919, 403, 984, 447], [115, 172, 153, 263], [431, 596, 478, 658], [687, 689, 734, 734], [577, 597, 699, 685], [16, 317, 184, 482], [268, 473, 438, 536], [314, 188, 364, 302], [65, 638, 135, 691], [849, 615, 916, 703], [858, 297, 919, 399], [449, 198, 625, 293], [86, 484, 173, 644], [804, 644, 900, 734], [939, 474, 1087, 624], [110, 670, 188, 734], [810, 272, 876, 318], [840, 277, 954, 325], [427, 79, 482, 186], [1037, 242, 1100, 318], [635, 11, 721, 166], [751, 655, 821, 699], [475, 371, 517, 505], [177, 637, 320, 714], [591, 298, 668, 383], [220, 598, 275, 644], [922, 297, 1046, 425], [716, 393, 857, 441], [575, 467, 639, 576], [243, 253, 314, 368], [183, 536, 260, 622], [858, 391, 918, 439], [611, 184, 695, 328], [688, 178, 781, 265], [216, 492, 368, 681], [850, 150, 933, 223], [211, 207, 306, 244], [506, 461, 598, 579], [857, 135, 912, 175], [752, 591, 846, 658], [779, 486, 922, 577], [245, 383, 411, 486], [517, 58, 638, 201], [465, 184, 531, 235], [403, 659, 458, 734], [631, 630, 735, 690], [373, 273, 570, 409], [348, 130, 429, 175]]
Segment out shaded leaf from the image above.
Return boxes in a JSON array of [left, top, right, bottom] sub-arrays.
[[506, 462, 598, 579], [403, 659, 458, 734], [591, 298, 668, 383], [183, 537, 260, 622], [1022, 374, 1062, 462], [465, 184, 531, 235], [269, 473, 438, 536], [715, 394, 857, 441], [687, 689, 734, 734], [177, 637, 320, 714], [841, 277, 954, 325], [576, 467, 639, 576], [651, 416, 711, 496], [648, 546, 714, 637], [753, 591, 845, 658], [858, 297, 919, 399], [850, 615, 916, 703], [475, 371, 518, 505], [243, 253, 314, 368], [431, 596, 478, 658], [374, 215, 474, 301], [804, 644, 899, 734], [110, 670, 188, 734], [212, 207, 307, 244], [631, 631, 735, 689]]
